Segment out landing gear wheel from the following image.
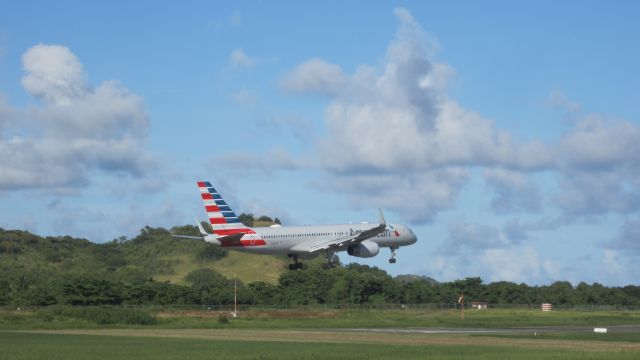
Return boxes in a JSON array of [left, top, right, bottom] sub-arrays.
[[322, 251, 338, 269], [322, 262, 337, 269], [389, 247, 397, 264], [288, 261, 303, 270], [288, 255, 303, 270]]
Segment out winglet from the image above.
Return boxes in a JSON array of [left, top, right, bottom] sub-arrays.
[[378, 208, 386, 226], [195, 218, 210, 236]]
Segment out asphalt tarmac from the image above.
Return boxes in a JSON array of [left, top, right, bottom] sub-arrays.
[[341, 324, 640, 335]]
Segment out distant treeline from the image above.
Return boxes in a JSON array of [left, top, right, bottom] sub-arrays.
[[1, 226, 639, 307]]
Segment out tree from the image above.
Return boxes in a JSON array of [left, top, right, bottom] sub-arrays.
[[195, 244, 227, 262], [248, 282, 280, 304], [278, 265, 341, 304], [401, 280, 436, 303], [59, 275, 123, 305], [450, 277, 485, 301], [238, 213, 255, 227], [547, 281, 576, 305], [185, 268, 246, 305]]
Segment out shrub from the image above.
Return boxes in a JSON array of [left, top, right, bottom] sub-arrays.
[[47, 306, 156, 325]]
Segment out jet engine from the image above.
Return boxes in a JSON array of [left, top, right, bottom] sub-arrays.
[[347, 240, 380, 258]]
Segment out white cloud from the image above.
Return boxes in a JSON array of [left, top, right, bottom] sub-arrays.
[[242, 199, 295, 225], [282, 58, 347, 95], [0, 94, 14, 136], [479, 247, 545, 282], [231, 89, 259, 107], [549, 114, 640, 217], [484, 168, 541, 213], [446, 219, 505, 250], [222, 7, 640, 237], [608, 218, 640, 255], [263, 114, 315, 143], [21, 44, 88, 105], [547, 90, 582, 117], [280, 8, 640, 226], [601, 250, 625, 274], [595, 250, 638, 285], [558, 115, 640, 171], [424, 246, 562, 284], [555, 170, 640, 216], [441, 220, 508, 253], [439, 218, 531, 256], [281, 7, 552, 221], [324, 169, 467, 223], [229, 49, 256, 68], [207, 147, 310, 177], [0, 44, 154, 190]]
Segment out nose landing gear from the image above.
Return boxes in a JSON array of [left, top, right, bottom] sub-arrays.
[[389, 247, 397, 264]]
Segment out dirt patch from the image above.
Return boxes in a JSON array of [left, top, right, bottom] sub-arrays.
[[155, 310, 341, 319], [155, 310, 227, 318], [244, 311, 341, 319]]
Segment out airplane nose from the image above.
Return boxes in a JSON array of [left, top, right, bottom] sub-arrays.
[[410, 233, 417, 244]]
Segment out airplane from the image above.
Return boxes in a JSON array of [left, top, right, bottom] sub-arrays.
[[176, 181, 417, 270]]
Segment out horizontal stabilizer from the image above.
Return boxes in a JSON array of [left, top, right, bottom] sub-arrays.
[[172, 234, 204, 240], [195, 218, 209, 235]]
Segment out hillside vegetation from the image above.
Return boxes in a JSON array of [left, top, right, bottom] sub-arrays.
[[1, 213, 639, 308], [0, 224, 286, 286]]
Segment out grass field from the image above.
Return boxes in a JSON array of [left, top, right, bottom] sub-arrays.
[[210, 252, 287, 284], [3, 307, 640, 330], [2, 308, 640, 359], [153, 308, 640, 330], [481, 332, 640, 343], [1, 330, 639, 360], [153, 252, 287, 284]]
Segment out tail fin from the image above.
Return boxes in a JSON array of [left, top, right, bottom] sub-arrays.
[[197, 181, 255, 236]]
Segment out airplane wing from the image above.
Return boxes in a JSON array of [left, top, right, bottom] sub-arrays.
[[292, 209, 387, 253]]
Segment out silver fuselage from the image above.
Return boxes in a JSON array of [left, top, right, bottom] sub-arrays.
[[218, 222, 417, 258]]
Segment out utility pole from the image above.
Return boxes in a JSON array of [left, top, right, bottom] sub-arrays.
[[233, 275, 237, 318], [458, 292, 464, 320]]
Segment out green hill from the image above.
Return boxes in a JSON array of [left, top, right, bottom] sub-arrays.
[[0, 224, 288, 286], [4, 222, 638, 310]]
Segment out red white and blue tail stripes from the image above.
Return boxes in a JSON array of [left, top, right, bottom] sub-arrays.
[[197, 181, 258, 240]]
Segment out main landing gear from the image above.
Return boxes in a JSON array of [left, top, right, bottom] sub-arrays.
[[287, 254, 304, 270], [389, 247, 397, 264], [322, 251, 339, 269]]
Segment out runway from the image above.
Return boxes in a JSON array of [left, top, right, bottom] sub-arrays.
[[341, 324, 640, 335]]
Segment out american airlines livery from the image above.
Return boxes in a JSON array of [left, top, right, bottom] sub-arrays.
[[179, 181, 417, 270]]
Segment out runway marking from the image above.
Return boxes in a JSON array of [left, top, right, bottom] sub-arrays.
[[341, 324, 640, 335], [345, 328, 512, 334]]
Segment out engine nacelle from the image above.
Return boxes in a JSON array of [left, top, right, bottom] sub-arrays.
[[347, 240, 380, 258]]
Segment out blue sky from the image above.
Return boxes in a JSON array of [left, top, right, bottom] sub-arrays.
[[1, 1, 639, 285]]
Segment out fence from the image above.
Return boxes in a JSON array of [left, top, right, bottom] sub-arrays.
[[3, 303, 640, 312]]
